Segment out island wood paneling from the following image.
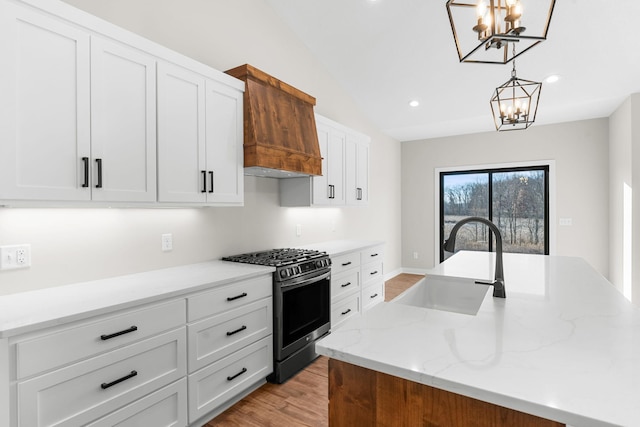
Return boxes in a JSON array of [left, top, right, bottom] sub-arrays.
[[329, 359, 565, 427]]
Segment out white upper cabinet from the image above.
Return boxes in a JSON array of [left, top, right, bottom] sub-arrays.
[[204, 79, 244, 204], [0, 2, 91, 201], [90, 37, 157, 202], [0, 0, 243, 206], [157, 63, 243, 205], [157, 62, 207, 203], [312, 123, 345, 206], [280, 114, 369, 207], [345, 132, 370, 206]]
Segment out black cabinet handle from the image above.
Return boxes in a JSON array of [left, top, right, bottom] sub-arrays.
[[227, 292, 247, 301], [370, 271, 378, 275], [341, 308, 351, 316], [341, 262, 352, 267], [201, 170, 207, 193], [370, 293, 379, 299], [82, 157, 89, 188], [356, 187, 362, 200], [95, 158, 103, 188], [227, 367, 247, 381], [101, 370, 137, 389], [208, 171, 214, 193], [226, 325, 247, 336], [100, 326, 138, 341], [370, 253, 379, 257], [341, 282, 352, 288]]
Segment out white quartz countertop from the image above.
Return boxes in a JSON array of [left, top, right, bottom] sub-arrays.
[[0, 261, 274, 338], [302, 239, 383, 257], [316, 252, 640, 427]]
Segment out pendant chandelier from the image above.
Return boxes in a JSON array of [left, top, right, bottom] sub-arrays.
[[489, 47, 541, 131], [446, 0, 556, 64]]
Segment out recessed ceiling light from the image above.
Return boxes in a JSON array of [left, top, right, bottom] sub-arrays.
[[409, 100, 420, 107], [544, 74, 560, 84]]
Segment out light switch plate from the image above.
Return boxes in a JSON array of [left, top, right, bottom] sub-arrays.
[[0, 244, 32, 270]]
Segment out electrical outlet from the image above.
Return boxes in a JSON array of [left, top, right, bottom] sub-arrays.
[[161, 234, 173, 252], [413, 251, 419, 260], [0, 244, 32, 270], [296, 224, 302, 237], [559, 218, 573, 226]]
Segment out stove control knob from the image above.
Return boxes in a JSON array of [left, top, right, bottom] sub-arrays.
[[279, 269, 288, 278]]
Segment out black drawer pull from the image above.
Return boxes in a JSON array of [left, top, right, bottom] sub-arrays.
[[82, 157, 89, 188], [226, 325, 247, 336], [341, 282, 352, 288], [370, 253, 379, 257], [100, 326, 138, 341], [201, 170, 207, 193], [341, 262, 352, 267], [227, 292, 248, 302], [101, 370, 137, 389], [95, 158, 103, 188], [370, 271, 378, 275], [341, 308, 352, 316], [370, 293, 379, 299], [227, 367, 247, 381], [208, 171, 214, 193]]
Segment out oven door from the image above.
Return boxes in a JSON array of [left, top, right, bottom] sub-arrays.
[[274, 269, 331, 361]]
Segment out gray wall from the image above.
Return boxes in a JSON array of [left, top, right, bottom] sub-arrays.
[[402, 118, 610, 278], [0, 0, 402, 294]]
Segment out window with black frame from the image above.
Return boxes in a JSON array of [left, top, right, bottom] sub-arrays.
[[440, 166, 549, 262]]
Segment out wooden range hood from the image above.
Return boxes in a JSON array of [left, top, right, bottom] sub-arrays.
[[225, 64, 322, 178]]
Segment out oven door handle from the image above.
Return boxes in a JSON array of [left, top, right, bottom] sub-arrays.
[[279, 269, 331, 290]]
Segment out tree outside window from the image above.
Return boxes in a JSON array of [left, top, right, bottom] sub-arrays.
[[440, 166, 549, 262]]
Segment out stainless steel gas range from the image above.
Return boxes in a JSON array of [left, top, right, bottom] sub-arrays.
[[222, 248, 331, 383]]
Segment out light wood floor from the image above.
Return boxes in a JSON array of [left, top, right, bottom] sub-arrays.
[[206, 273, 423, 427]]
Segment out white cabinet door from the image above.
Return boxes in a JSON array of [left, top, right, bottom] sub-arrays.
[[312, 121, 345, 206], [91, 37, 157, 202], [346, 133, 370, 206], [355, 140, 369, 205], [157, 62, 207, 203], [312, 125, 331, 205], [327, 128, 346, 205], [204, 79, 243, 204], [0, 3, 91, 201]]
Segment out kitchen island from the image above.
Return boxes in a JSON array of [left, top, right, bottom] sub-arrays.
[[315, 252, 640, 427]]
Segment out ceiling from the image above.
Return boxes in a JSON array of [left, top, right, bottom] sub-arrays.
[[265, 0, 640, 141]]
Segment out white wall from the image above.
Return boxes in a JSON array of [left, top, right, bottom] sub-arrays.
[[609, 93, 640, 303], [0, 0, 401, 295], [402, 118, 610, 278]]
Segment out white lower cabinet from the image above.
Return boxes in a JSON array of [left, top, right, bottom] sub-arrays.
[[17, 328, 186, 427], [328, 242, 385, 330], [187, 337, 272, 423], [6, 271, 274, 427], [86, 379, 188, 427]]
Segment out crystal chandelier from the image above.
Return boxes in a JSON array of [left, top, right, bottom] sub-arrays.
[[489, 50, 541, 131], [446, 0, 556, 64]]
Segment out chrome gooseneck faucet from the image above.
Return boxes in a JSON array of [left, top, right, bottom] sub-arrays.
[[443, 216, 506, 298]]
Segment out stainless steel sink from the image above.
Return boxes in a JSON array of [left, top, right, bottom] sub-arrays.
[[392, 275, 490, 315]]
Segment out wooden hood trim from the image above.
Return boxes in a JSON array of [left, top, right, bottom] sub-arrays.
[[225, 64, 322, 176]]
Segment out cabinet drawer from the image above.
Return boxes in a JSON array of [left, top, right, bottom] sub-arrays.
[[188, 298, 272, 373], [361, 260, 383, 286], [362, 280, 384, 311], [331, 294, 359, 330], [361, 245, 384, 264], [16, 299, 186, 379], [188, 275, 272, 322], [86, 378, 187, 427], [18, 328, 186, 427], [331, 252, 360, 275], [188, 336, 272, 423], [331, 269, 359, 302]]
